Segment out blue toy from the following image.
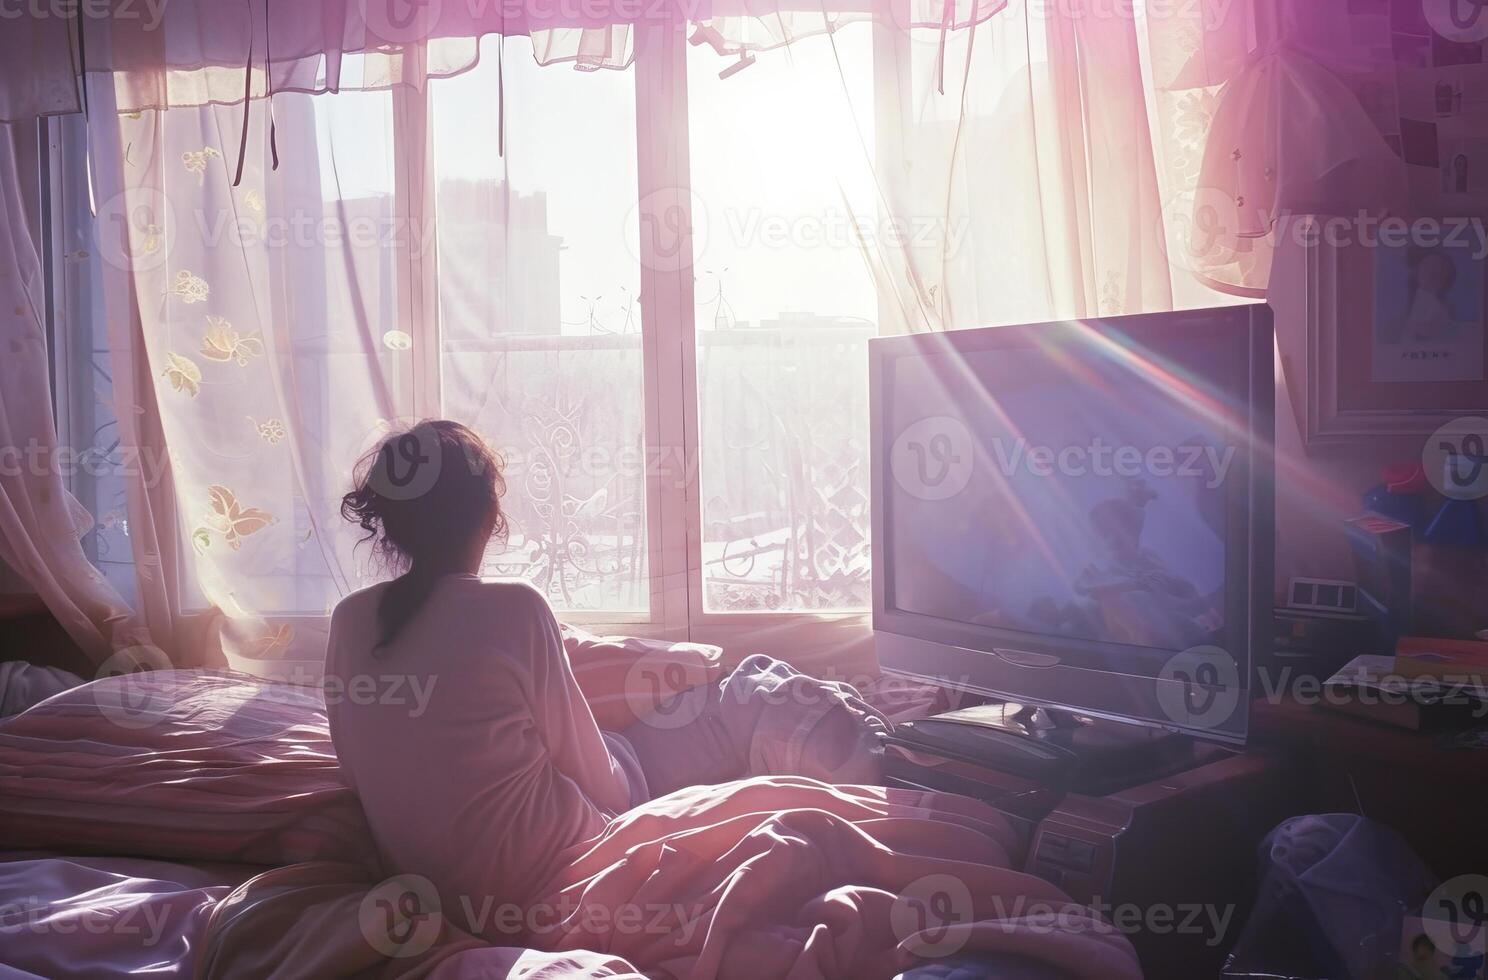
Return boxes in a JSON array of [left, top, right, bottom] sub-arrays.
[[1424, 499, 1487, 550], [1363, 483, 1427, 530]]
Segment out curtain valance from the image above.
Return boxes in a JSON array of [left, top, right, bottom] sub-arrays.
[[0, 0, 1006, 121]]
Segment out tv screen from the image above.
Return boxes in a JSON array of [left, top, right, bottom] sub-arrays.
[[871, 306, 1274, 742], [886, 336, 1236, 653]]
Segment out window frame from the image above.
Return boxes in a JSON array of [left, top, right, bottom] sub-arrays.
[[635, 19, 882, 654], [46, 22, 891, 663]]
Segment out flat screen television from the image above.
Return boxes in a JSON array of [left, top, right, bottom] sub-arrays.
[[870, 305, 1274, 744]]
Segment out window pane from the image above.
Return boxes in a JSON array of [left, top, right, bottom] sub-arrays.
[[687, 32, 878, 612], [432, 38, 648, 613], [56, 115, 137, 607], [280, 85, 406, 615]]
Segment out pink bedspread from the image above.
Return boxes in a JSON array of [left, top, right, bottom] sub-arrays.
[[192, 780, 1139, 980], [0, 670, 1142, 979], [525, 777, 1139, 979]]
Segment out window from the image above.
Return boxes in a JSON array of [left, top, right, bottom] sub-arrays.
[[50, 25, 884, 642], [50, 115, 138, 607], [432, 39, 649, 614], [686, 31, 878, 613]]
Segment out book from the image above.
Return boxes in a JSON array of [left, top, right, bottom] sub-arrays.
[[1395, 636, 1488, 684], [1319, 655, 1488, 732]]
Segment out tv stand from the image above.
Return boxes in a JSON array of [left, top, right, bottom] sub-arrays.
[[884, 702, 1201, 796], [882, 704, 1288, 980]]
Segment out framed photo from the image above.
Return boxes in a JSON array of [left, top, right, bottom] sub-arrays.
[[1275, 224, 1488, 449], [1372, 241, 1485, 383]]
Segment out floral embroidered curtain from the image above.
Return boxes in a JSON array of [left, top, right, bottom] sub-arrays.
[[84, 74, 426, 672]]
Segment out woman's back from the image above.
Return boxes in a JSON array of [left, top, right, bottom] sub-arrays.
[[326, 575, 634, 919]]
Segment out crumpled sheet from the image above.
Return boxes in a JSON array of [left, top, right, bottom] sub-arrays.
[[0, 852, 644, 980], [0, 853, 254, 977], [1, 777, 1137, 979], [0, 660, 83, 718]]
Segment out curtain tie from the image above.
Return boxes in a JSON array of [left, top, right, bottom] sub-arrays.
[[497, 33, 506, 158], [936, 0, 954, 95], [234, 0, 280, 188]]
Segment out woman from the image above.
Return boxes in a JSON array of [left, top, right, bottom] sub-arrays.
[[327, 420, 646, 914], [327, 420, 884, 927]]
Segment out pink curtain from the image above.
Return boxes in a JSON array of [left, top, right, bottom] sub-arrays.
[[870, 0, 1184, 333], [1149, 0, 1410, 295], [0, 123, 139, 662], [866, 0, 1412, 312]]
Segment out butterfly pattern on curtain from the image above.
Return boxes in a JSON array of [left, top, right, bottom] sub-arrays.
[[91, 78, 419, 676]]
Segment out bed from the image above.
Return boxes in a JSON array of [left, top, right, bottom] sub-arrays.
[[0, 642, 1139, 979]]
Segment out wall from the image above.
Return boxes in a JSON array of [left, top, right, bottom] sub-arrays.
[[1266, 243, 1487, 636]]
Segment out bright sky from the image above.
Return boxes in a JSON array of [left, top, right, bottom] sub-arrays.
[[313, 29, 882, 331]]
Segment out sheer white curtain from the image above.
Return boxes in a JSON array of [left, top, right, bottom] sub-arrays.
[[85, 39, 659, 671], [864, 0, 1407, 318], [87, 71, 418, 672], [0, 123, 138, 661], [0, 0, 1009, 121]]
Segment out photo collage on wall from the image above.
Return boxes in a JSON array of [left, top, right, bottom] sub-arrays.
[[1339, 0, 1488, 214]]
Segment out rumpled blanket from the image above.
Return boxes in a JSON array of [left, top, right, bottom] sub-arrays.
[[190, 779, 1139, 980], [0, 667, 1142, 979], [561, 625, 724, 732], [619, 654, 890, 797]]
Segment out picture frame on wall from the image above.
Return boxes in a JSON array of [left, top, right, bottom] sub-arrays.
[[1276, 220, 1488, 449], [1371, 240, 1485, 383]]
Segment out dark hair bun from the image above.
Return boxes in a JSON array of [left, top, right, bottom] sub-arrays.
[[340, 420, 506, 650]]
